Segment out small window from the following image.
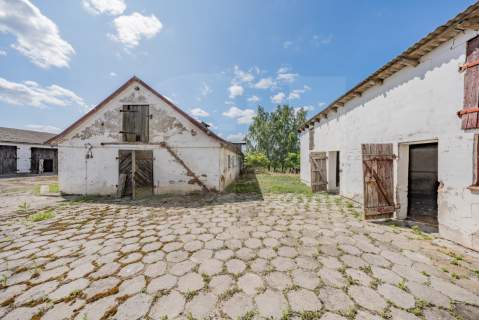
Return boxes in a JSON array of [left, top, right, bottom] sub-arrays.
[[122, 105, 149, 142], [228, 155, 231, 169], [474, 134, 479, 186], [309, 127, 315, 150]]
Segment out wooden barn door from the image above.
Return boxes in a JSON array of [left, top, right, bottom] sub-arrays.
[[134, 150, 153, 198], [362, 144, 395, 220], [118, 150, 153, 198], [118, 150, 133, 197], [310, 152, 327, 192], [0, 146, 17, 175]]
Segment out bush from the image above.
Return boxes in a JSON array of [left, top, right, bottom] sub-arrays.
[[244, 152, 270, 170]]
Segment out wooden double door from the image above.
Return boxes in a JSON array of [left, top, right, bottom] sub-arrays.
[[0, 145, 17, 175], [118, 150, 154, 198]]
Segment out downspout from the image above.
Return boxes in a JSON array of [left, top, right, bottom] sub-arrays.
[[84, 143, 93, 195]]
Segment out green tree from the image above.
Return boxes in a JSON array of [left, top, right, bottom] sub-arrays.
[[246, 105, 306, 172]]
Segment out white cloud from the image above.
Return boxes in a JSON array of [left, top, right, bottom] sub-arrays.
[[277, 72, 298, 83], [110, 12, 162, 48], [0, 0, 75, 68], [190, 107, 209, 117], [109, 71, 117, 77], [25, 124, 61, 133], [294, 105, 314, 114], [0, 50, 6, 56], [233, 65, 254, 83], [271, 92, 286, 104], [228, 84, 244, 99], [247, 95, 260, 103], [283, 41, 293, 49], [288, 85, 311, 100], [82, 0, 126, 15], [223, 106, 255, 124], [311, 34, 333, 47], [200, 82, 212, 97], [226, 132, 246, 142], [318, 101, 326, 108], [0, 77, 87, 110], [254, 77, 275, 89]]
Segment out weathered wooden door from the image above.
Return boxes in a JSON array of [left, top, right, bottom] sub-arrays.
[[461, 35, 479, 129], [0, 146, 17, 175], [118, 150, 153, 198], [121, 105, 149, 142], [362, 144, 395, 220], [134, 150, 154, 198], [310, 152, 327, 192], [118, 150, 133, 197]]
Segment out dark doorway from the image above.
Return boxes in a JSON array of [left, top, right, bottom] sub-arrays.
[[118, 150, 153, 198], [31, 148, 57, 174], [336, 151, 340, 189], [0, 145, 17, 175], [408, 143, 438, 225]]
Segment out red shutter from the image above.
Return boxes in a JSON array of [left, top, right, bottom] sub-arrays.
[[461, 35, 479, 129]]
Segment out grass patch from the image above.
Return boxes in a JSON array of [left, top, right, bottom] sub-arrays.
[[28, 209, 55, 222], [226, 173, 312, 195]]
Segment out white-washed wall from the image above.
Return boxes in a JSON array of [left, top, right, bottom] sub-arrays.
[[300, 30, 479, 249], [58, 80, 231, 195]]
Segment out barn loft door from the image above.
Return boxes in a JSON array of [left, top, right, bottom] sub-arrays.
[[0, 146, 17, 175], [310, 152, 327, 192], [118, 150, 153, 198], [362, 144, 395, 220], [460, 35, 479, 129], [121, 105, 149, 142]]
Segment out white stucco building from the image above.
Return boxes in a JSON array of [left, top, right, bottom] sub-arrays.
[[299, 4, 479, 250], [0, 127, 57, 175], [48, 77, 241, 197]]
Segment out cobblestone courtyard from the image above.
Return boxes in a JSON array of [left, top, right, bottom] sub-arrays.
[[1, 192, 479, 320]]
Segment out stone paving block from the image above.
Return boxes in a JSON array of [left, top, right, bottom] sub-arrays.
[[115, 293, 152, 320], [209, 274, 233, 295], [348, 285, 387, 312], [390, 307, 421, 320], [292, 269, 319, 290], [430, 276, 479, 304], [15, 280, 59, 306], [118, 275, 145, 296], [42, 300, 84, 320], [198, 258, 223, 276], [378, 283, 415, 309], [221, 293, 254, 319], [318, 286, 354, 312], [288, 288, 322, 312], [266, 271, 292, 290], [319, 268, 346, 288], [320, 313, 348, 320], [147, 274, 177, 293], [178, 272, 204, 292], [226, 259, 246, 274], [238, 273, 264, 295], [185, 292, 216, 318], [406, 281, 450, 308], [149, 290, 185, 319], [144, 261, 167, 278], [49, 278, 90, 302], [255, 289, 288, 319]]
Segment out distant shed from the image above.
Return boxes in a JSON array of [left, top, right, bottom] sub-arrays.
[[0, 127, 58, 175]]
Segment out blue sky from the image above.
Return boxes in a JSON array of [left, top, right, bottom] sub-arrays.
[[0, 0, 475, 142]]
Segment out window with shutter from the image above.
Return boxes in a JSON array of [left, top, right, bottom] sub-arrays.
[[460, 35, 479, 129], [309, 127, 314, 150], [121, 105, 149, 142]]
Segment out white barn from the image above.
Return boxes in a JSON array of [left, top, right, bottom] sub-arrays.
[[299, 4, 479, 250], [0, 127, 57, 175], [48, 77, 241, 197]]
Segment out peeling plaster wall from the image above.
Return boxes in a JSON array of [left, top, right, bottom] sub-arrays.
[[58, 80, 233, 195], [219, 147, 241, 190], [300, 30, 479, 250]]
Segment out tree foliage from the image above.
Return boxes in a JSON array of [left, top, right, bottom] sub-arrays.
[[244, 151, 270, 169], [245, 105, 306, 171]]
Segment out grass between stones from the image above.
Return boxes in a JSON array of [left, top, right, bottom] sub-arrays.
[[28, 209, 55, 222], [225, 173, 313, 195]]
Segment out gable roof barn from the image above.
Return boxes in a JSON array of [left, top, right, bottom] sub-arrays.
[[47, 76, 241, 154]]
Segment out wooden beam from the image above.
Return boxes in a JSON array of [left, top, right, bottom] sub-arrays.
[[401, 56, 420, 67], [370, 78, 384, 86], [352, 92, 362, 98]]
